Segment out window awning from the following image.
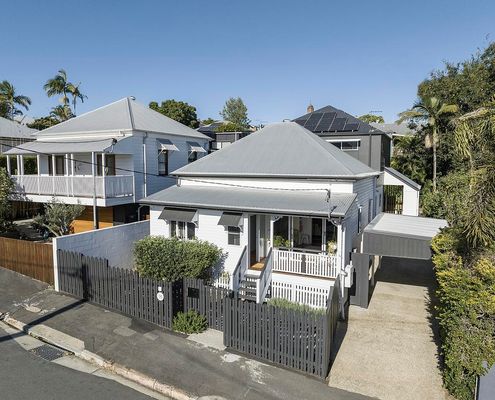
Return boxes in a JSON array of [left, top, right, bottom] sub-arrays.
[[187, 141, 207, 153], [157, 138, 179, 152], [218, 212, 243, 227], [159, 208, 197, 223]]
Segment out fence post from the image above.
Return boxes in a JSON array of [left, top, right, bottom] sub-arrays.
[[53, 240, 60, 291]]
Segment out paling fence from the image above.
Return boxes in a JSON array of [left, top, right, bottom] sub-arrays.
[[57, 249, 341, 379]]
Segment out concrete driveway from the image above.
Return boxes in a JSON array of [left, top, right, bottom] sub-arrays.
[[328, 257, 452, 400]]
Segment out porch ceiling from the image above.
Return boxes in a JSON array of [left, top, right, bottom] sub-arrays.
[[141, 185, 357, 217]]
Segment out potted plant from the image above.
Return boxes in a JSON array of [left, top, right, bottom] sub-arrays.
[[327, 240, 337, 254]]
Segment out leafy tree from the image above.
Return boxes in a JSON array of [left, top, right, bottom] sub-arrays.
[[391, 135, 429, 185], [149, 99, 199, 128], [33, 199, 85, 236], [201, 117, 216, 126], [66, 82, 87, 115], [358, 113, 384, 123], [0, 168, 14, 232], [419, 42, 495, 114], [220, 97, 250, 129], [0, 80, 31, 120], [216, 121, 242, 132], [397, 97, 458, 191], [27, 116, 60, 130]]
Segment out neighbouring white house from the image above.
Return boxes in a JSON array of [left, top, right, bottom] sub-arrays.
[[141, 122, 381, 308], [4, 97, 210, 232], [0, 116, 36, 155]]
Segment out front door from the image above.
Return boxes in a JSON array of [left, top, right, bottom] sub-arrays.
[[249, 215, 257, 265]]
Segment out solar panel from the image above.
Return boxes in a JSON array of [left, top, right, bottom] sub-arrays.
[[329, 117, 346, 131], [343, 122, 359, 131], [303, 113, 323, 131], [294, 119, 306, 127], [314, 112, 336, 132]]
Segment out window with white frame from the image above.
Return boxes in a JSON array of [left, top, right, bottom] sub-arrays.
[[158, 150, 169, 176], [327, 139, 361, 151], [170, 221, 195, 240], [227, 226, 241, 245]]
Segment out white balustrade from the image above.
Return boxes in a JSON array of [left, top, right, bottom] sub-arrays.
[[11, 175, 134, 199], [273, 248, 339, 278]]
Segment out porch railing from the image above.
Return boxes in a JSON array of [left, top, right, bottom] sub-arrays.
[[231, 245, 248, 291], [12, 175, 134, 199], [256, 247, 273, 303], [272, 248, 339, 278]]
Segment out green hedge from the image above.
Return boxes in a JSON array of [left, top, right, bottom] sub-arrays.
[[268, 298, 325, 315], [432, 230, 495, 400], [133, 236, 222, 281], [172, 310, 207, 334]]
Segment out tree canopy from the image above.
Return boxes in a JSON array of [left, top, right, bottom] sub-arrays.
[[358, 113, 384, 123], [44, 69, 87, 117], [149, 99, 199, 128], [220, 97, 250, 129], [0, 80, 31, 120]]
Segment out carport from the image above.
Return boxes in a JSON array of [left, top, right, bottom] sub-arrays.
[[350, 213, 447, 308]]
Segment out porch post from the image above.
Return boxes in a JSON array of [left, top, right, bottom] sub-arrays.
[[289, 216, 293, 248], [102, 152, 106, 198], [336, 223, 343, 270], [321, 218, 326, 252], [36, 155, 40, 175], [65, 154, 70, 196], [19, 155, 24, 175], [70, 153, 75, 196], [6, 155, 11, 175], [15, 155, 20, 175], [51, 154, 56, 193], [269, 216, 274, 248], [91, 151, 98, 230]]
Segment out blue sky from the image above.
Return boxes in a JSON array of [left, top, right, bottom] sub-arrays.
[[1, 0, 494, 124]]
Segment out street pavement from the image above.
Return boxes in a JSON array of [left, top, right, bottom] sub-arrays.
[[0, 322, 166, 400]]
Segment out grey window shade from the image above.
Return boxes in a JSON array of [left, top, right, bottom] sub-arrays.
[[218, 212, 243, 227]]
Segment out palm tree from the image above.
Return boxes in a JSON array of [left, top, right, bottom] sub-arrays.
[[0, 80, 31, 120], [44, 69, 70, 107], [50, 105, 73, 122], [397, 97, 458, 191], [454, 99, 495, 247], [66, 82, 87, 115]]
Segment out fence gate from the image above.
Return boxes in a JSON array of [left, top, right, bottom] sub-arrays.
[[57, 249, 174, 329], [183, 278, 232, 331], [383, 185, 403, 214]]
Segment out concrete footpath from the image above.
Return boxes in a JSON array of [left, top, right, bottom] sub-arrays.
[[0, 268, 374, 400]]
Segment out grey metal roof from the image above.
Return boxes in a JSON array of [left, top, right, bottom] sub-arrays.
[[371, 122, 418, 136], [384, 167, 421, 190], [173, 122, 379, 179], [293, 105, 387, 136], [141, 184, 357, 217], [0, 117, 37, 139], [35, 97, 209, 140], [3, 136, 130, 155], [364, 213, 447, 240]]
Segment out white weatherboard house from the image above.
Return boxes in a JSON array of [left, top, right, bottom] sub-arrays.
[[4, 97, 210, 232], [141, 122, 381, 308]]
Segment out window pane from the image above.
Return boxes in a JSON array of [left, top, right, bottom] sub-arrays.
[[158, 150, 168, 175], [187, 222, 195, 240], [170, 221, 177, 237], [188, 151, 197, 163], [178, 221, 185, 238], [228, 226, 240, 245]]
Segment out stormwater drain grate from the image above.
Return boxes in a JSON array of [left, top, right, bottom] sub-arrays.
[[30, 344, 66, 361]]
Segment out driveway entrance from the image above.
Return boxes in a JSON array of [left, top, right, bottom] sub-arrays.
[[328, 257, 451, 400]]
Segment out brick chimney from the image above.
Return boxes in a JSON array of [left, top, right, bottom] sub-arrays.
[[307, 103, 314, 114]]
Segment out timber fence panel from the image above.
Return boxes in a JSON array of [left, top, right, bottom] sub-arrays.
[[0, 237, 54, 284]]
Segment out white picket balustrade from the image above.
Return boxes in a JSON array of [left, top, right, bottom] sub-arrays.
[[273, 248, 339, 278]]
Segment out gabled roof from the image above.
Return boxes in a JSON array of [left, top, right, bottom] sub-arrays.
[[384, 167, 421, 190], [36, 97, 208, 140], [173, 122, 379, 179], [293, 105, 388, 136], [0, 117, 37, 139]]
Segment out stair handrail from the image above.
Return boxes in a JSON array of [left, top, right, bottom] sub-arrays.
[[256, 247, 273, 303], [231, 245, 247, 291]]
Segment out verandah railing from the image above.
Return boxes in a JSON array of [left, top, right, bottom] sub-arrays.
[[272, 248, 339, 278]]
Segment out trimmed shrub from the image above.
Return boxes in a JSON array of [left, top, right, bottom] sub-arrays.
[[134, 236, 222, 281], [268, 298, 325, 315], [432, 230, 495, 400], [172, 310, 207, 334]]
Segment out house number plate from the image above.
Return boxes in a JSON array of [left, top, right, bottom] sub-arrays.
[[157, 292, 164, 301]]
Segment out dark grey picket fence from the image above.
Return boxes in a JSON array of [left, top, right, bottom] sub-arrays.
[[183, 278, 232, 331], [223, 278, 341, 379], [57, 249, 174, 328], [57, 249, 341, 379]]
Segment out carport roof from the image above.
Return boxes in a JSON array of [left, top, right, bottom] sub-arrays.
[[364, 213, 447, 240]]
